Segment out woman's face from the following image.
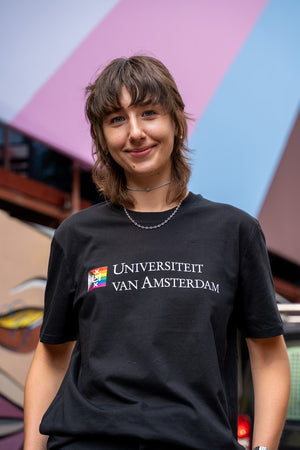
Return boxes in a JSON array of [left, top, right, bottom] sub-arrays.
[[102, 87, 176, 185]]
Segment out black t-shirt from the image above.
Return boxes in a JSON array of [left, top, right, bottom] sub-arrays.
[[40, 193, 283, 449]]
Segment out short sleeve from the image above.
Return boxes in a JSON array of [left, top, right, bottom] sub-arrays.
[[237, 222, 283, 338], [40, 237, 78, 344]]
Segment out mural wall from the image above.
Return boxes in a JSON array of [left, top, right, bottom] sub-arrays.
[[0, 0, 299, 219], [0, 211, 51, 449]]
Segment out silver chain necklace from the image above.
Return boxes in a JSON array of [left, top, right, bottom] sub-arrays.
[[126, 180, 172, 192], [123, 201, 182, 230]]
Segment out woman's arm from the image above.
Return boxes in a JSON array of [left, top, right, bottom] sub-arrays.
[[24, 340, 75, 450], [246, 335, 290, 450]]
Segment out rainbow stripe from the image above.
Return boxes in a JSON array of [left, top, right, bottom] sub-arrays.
[[88, 266, 108, 291]]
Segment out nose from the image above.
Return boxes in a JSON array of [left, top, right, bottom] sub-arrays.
[[128, 117, 146, 142]]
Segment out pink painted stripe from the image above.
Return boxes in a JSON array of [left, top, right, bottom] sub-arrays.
[[12, 0, 269, 166]]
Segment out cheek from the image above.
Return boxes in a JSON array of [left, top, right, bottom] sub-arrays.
[[104, 130, 125, 153], [107, 147, 124, 167], [149, 124, 174, 148]]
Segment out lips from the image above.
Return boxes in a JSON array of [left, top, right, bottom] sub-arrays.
[[127, 146, 154, 158]]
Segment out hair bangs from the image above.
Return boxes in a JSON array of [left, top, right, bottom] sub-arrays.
[[100, 60, 172, 117], [122, 76, 168, 110]]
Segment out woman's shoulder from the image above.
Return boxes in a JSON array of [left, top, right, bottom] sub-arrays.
[[188, 192, 255, 217], [187, 192, 259, 231], [53, 201, 111, 241]]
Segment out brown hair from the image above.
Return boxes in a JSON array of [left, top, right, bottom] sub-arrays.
[[85, 55, 191, 207]]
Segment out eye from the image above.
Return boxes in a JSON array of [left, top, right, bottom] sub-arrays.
[[110, 115, 124, 124], [142, 110, 156, 118]]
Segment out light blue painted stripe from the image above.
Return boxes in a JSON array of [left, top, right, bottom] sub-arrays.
[[188, 0, 300, 217]]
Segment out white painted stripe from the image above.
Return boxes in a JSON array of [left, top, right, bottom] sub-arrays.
[[0, 0, 120, 122]]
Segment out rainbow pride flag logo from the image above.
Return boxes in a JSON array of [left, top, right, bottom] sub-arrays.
[[88, 266, 108, 291]]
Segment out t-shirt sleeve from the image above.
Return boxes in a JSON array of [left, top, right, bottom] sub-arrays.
[[40, 236, 78, 344], [237, 221, 283, 338]]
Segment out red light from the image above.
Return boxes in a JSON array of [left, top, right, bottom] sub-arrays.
[[238, 414, 251, 439]]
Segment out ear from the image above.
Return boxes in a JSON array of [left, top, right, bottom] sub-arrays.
[[93, 125, 97, 136]]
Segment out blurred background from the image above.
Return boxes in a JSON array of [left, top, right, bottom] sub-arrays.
[[0, 1, 299, 448]]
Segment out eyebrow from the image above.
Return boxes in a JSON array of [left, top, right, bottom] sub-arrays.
[[103, 107, 123, 117]]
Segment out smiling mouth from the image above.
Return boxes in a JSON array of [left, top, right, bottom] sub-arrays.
[[127, 146, 154, 158]]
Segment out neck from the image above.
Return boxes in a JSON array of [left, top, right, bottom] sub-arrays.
[[125, 173, 175, 212], [126, 179, 172, 192], [128, 188, 176, 212], [126, 185, 189, 213]]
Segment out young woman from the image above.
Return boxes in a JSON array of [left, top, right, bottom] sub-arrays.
[[24, 56, 290, 450]]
